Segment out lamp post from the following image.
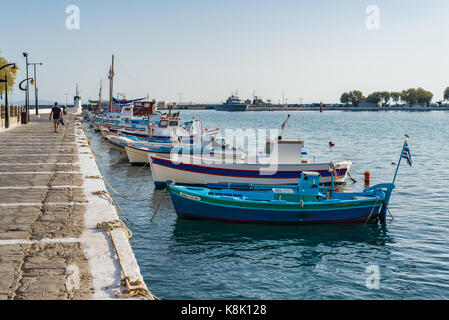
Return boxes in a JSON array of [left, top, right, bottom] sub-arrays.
[[29, 62, 43, 116], [0, 63, 19, 128], [22, 52, 30, 121], [19, 77, 34, 124]]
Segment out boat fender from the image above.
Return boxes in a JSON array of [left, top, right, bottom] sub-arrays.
[[300, 200, 304, 208]]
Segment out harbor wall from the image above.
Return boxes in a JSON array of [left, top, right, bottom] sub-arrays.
[[0, 105, 24, 130], [159, 104, 449, 111]]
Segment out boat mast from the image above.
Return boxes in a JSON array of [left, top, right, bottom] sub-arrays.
[[98, 79, 102, 112], [280, 113, 290, 139], [109, 54, 114, 113]]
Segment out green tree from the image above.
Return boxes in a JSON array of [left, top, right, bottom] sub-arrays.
[[379, 91, 391, 105], [365, 91, 390, 106], [401, 88, 418, 105], [0, 52, 17, 96], [416, 88, 433, 106], [444, 87, 449, 102], [349, 90, 364, 106], [340, 91, 365, 106], [390, 92, 401, 105], [401, 88, 433, 106], [340, 92, 351, 105], [365, 92, 382, 104]]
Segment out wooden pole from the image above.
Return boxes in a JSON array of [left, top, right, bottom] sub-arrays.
[[392, 136, 408, 185], [98, 79, 102, 113], [109, 55, 114, 113]]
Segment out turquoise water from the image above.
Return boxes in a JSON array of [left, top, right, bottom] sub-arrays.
[[85, 110, 449, 299]]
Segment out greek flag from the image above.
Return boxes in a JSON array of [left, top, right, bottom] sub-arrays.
[[281, 119, 287, 130], [402, 142, 412, 166]]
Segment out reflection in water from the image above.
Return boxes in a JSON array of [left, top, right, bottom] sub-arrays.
[[172, 218, 392, 247]]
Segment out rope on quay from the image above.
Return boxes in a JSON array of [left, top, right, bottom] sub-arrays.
[[96, 220, 159, 300], [85, 175, 101, 179], [91, 189, 133, 225]]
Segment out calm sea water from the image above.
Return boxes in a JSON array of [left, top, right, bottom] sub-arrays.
[[84, 110, 449, 299]]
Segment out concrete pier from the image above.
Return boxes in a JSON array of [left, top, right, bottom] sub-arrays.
[[0, 113, 150, 300]]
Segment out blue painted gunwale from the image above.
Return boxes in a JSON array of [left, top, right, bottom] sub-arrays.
[[168, 185, 387, 224]]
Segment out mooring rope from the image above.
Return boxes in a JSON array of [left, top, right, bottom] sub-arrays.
[[150, 189, 169, 222], [102, 175, 149, 202], [365, 198, 381, 223], [96, 220, 159, 300], [383, 201, 394, 221]]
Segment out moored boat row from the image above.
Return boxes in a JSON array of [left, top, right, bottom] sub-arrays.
[[82, 55, 411, 226]]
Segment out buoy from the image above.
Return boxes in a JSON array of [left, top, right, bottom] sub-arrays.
[[364, 171, 370, 185], [329, 141, 335, 147], [391, 161, 396, 165]]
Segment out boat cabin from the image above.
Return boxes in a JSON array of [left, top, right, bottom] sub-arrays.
[[265, 138, 305, 164], [133, 99, 158, 116], [148, 116, 181, 138], [273, 172, 323, 202]]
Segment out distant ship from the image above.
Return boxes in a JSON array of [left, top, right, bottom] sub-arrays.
[[247, 95, 272, 108], [215, 93, 248, 111]]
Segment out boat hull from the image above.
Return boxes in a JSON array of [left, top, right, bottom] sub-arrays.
[[125, 145, 243, 165], [150, 156, 351, 188], [215, 104, 248, 112], [169, 187, 384, 224]]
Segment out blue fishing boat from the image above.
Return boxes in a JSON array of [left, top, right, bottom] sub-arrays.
[[167, 137, 412, 224]]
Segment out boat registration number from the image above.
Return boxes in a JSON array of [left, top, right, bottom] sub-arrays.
[[180, 192, 201, 201]]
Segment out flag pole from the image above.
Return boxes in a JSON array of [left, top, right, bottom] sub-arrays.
[[392, 135, 409, 185], [280, 114, 290, 140]]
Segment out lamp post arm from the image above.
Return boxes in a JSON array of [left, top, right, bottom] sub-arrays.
[[19, 78, 34, 91], [0, 63, 16, 72]]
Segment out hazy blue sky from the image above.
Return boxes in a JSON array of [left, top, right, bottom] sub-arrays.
[[1, 0, 449, 104]]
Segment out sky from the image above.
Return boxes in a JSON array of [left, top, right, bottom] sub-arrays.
[[1, 0, 449, 104]]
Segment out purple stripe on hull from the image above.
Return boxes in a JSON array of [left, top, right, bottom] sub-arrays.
[[152, 156, 347, 179]]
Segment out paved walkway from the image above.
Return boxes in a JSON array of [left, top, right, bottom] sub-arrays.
[[0, 115, 92, 299]]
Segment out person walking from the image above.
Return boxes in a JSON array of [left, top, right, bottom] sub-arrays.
[[49, 102, 63, 133]]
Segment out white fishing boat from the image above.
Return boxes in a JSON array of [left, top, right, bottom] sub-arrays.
[[149, 114, 352, 188], [124, 119, 226, 165], [149, 139, 352, 188], [126, 137, 243, 165]]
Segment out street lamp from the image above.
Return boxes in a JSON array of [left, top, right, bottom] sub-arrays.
[[0, 63, 19, 128], [19, 77, 34, 124], [22, 52, 30, 121], [29, 62, 43, 116]]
